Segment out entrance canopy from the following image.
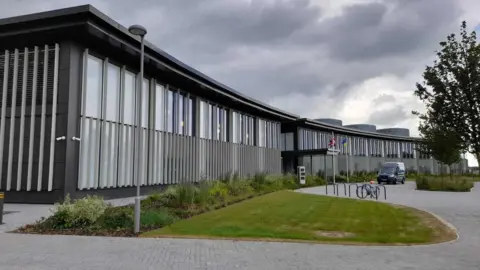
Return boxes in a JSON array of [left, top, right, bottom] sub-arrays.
[[281, 148, 340, 158]]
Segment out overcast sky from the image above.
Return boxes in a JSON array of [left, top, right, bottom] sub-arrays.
[[2, 0, 480, 165]]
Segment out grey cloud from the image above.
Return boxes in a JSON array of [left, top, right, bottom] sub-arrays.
[[367, 105, 411, 126], [209, 60, 326, 101], [186, 0, 321, 46], [372, 94, 396, 104], [0, 0, 471, 129], [135, 0, 322, 53], [313, 0, 461, 61], [97, 0, 464, 105]]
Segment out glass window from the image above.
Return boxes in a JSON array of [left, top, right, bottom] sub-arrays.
[[217, 107, 222, 140], [105, 63, 120, 122], [178, 93, 184, 135], [223, 108, 227, 141], [188, 98, 193, 136], [85, 56, 103, 118], [123, 71, 135, 125], [208, 104, 213, 139], [245, 116, 250, 144], [232, 112, 237, 143], [167, 90, 173, 132], [199, 101, 205, 138], [240, 115, 244, 144], [155, 84, 164, 131], [259, 119, 265, 147]]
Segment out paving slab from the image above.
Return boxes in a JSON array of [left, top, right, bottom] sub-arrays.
[[0, 183, 479, 270], [0, 195, 147, 233]]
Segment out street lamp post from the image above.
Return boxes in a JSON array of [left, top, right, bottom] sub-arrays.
[[128, 24, 147, 234]]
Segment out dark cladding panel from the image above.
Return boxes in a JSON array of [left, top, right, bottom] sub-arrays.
[[314, 118, 343, 126]]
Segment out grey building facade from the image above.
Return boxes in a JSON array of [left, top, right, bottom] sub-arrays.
[[0, 5, 467, 203], [280, 119, 468, 177], [0, 5, 296, 203]]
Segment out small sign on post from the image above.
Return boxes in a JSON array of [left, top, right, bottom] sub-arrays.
[[298, 166, 306, 185]]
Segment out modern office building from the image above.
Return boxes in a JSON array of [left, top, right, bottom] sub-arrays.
[[0, 5, 467, 203], [280, 118, 468, 177]]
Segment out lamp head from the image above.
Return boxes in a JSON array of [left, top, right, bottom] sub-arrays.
[[128, 24, 147, 37]]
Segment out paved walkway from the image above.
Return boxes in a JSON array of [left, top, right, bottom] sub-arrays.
[[1, 183, 479, 270]]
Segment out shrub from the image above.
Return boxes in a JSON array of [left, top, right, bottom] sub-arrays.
[[251, 172, 268, 190], [140, 209, 179, 229], [208, 181, 229, 202], [416, 176, 474, 192], [176, 184, 199, 207], [280, 174, 299, 189], [334, 175, 347, 183], [98, 206, 133, 229], [195, 181, 212, 207], [155, 184, 199, 208], [305, 175, 325, 186], [260, 175, 286, 191], [225, 178, 254, 196], [141, 192, 164, 209], [50, 195, 108, 229]]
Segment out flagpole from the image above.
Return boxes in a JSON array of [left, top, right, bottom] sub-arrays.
[[346, 138, 349, 183], [332, 132, 336, 185]]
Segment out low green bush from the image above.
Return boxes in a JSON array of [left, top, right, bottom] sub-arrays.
[[140, 209, 179, 229], [98, 206, 134, 229], [208, 181, 229, 202], [49, 195, 108, 229], [415, 176, 474, 192], [251, 172, 269, 190], [280, 174, 299, 189], [225, 178, 254, 196], [305, 175, 325, 186]]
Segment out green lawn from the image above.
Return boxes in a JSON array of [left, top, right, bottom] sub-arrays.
[[143, 191, 455, 244]]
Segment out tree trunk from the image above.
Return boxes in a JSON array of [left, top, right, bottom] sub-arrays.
[[448, 164, 453, 180]]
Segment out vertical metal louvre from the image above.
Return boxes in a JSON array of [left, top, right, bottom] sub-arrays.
[[0, 44, 59, 192], [77, 48, 285, 191]]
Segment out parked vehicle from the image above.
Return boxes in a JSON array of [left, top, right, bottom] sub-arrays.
[[377, 162, 406, 185]]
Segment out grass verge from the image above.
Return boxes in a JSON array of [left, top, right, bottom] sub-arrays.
[[416, 175, 474, 192], [15, 173, 326, 237], [142, 191, 456, 245]]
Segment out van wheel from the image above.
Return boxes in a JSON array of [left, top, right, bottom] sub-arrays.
[[401, 179, 405, 184]]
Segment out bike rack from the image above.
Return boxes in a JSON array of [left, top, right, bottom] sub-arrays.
[[328, 183, 387, 200], [335, 183, 347, 196], [325, 183, 336, 195], [348, 183, 359, 197], [377, 184, 387, 200]]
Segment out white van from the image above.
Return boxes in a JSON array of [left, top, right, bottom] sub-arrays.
[[377, 162, 406, 184]]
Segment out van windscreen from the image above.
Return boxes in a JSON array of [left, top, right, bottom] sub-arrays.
[[380, 167, 396, 174]]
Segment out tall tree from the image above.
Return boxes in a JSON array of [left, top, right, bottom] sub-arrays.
[[413, 21, 480, 163], [416, 122, 463, 176]]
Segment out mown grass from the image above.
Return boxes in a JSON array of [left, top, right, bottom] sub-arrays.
[[17, 173, 327, 237], [143, 191, 456, 245]]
